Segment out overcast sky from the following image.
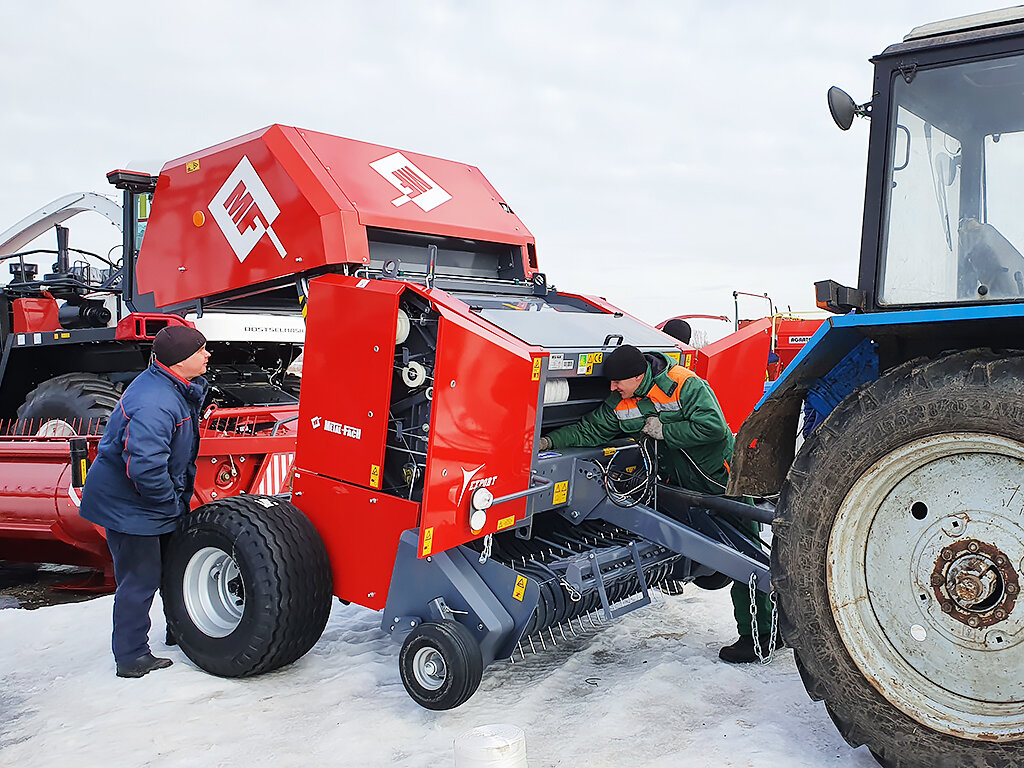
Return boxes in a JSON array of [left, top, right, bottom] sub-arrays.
[[0, 1, 1003, 327]]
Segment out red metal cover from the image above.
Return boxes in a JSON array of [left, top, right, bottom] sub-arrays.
[[12, 297, 60, 334], [418, 302, 540, 557], [694, 318, 772, 432], [294, 274, 401, 491], [135, 125, 535, 308], [290, 470, 419, 609]]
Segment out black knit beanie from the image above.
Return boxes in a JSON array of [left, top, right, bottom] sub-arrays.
[[603, 345, 647, 380], [153, 326, 207, 367], [662, 319, 691, 344]]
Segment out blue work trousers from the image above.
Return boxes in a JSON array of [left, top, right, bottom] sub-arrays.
[[105, 530, 171, 663]]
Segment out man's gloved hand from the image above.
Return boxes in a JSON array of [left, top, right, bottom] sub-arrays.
[[539, 436, 552, 451], [642, 415, 664, 440]]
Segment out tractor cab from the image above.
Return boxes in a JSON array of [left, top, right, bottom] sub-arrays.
[[820, 8, 1024, 313]]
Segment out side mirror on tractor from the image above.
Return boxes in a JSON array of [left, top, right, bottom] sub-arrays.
[[828, 86, 870, 130]]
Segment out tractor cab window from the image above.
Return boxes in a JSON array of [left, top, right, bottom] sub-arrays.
[[879, 54, 1024, 305]]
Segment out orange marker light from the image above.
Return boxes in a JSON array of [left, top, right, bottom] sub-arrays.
[[193, 211, 205, 227]]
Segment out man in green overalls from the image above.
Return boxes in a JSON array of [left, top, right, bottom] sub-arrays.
[[539, 344, 777, 663]]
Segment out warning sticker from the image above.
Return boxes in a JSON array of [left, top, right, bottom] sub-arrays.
[[531, 357, 542, 381], [185, 160, 201, 173], [666, 352, 680, 365], [370, 464, 381, 488], [548, 353, 575, 371], [683, 353, 693, 369], [553, 480, 568, 505], [513, 574, 528, 602], [497, 514, 516, 531], [577, 353, 597, 375], [422, 527, 434, 557]]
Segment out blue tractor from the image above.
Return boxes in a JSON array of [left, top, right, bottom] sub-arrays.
[[730, 9, 1024, 767]]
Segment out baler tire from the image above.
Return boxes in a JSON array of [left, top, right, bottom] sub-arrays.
[[15, 372, 121, 435], [773, 349, 1024, 768], [162, 495, 333, 678], [399, 620, 483, 710]]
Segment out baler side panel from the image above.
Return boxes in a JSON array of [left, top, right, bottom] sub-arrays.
[[694, 317, 772, 432], [290, 470, 418, 609], [419, 306, 539, 557], [295, 275, 400, 490]]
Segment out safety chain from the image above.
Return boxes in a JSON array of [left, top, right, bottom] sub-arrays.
[[748, 573, 780, 665], [478, 534, 493, 564]]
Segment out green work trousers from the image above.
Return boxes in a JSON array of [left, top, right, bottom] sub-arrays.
[[730, 518, 774, 637]]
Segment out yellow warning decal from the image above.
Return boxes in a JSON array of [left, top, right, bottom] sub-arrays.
[[531, 357, 542, 381], [421, 527, 434, 557], [593, 352, 603, 364], [625, 466, 637, 474], [60, 333, 70, 339], [553, 480, 568, 505], [683, 353, 693, 369], [513, 574, 528, 602], [370, 464, 381, 488], [497, 514, 516, 531], [185, 160, 201, 173], [666, 351, 680, 365], [603, 447, 616, 456]]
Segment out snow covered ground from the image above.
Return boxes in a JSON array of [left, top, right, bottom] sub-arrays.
[[0, 587, 878, 768]]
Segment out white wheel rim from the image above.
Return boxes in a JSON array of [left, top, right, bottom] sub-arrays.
[[412, 646, 447, 691], [36, 419, 77, 437], [829, 433, 1024, 741], [183, 546, 245, 638]]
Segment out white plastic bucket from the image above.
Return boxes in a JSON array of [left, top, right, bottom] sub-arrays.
[[453, 723, 528, 768]]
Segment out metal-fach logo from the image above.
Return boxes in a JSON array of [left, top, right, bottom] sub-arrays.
[[369, 152, 452, 212], [209, 156, 287, 263]]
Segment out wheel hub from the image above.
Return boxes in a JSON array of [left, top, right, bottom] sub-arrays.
[[183, 546, 245, 638], [932, 539, 1018, 625], [412, 647, 447, 691]]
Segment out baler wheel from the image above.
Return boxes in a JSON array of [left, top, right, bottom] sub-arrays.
[[162, 495, 333, 678], [399, 620, 483, 710], [773, 350, 1024, 767], [15, 372, 121, 435]]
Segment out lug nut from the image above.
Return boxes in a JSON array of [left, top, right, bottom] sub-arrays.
[[995, 609, 1007, 620], [941, 602, 953, 613], [942, 549, 954, 561], [968, 616, 980, 628], [1007, 584, 1019, 595], [930, 574, 944, 587], [995, 557, 1006, 567], [967, 541, 980, 553]]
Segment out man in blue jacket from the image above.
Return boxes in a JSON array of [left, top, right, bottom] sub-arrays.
[[81, 325, 210, 678]]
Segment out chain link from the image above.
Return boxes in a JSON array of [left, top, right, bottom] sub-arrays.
[[478, 534, 493, 564], [748, 572, 780, 664]]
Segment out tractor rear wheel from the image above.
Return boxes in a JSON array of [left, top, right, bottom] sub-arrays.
[[163, 495, 333, 677], [399, 620, 483, 710], [773, 350, 1024, 768], [15, 372, 121, 435]]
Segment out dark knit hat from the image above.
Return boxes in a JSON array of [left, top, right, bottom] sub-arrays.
[[662, 318, 691, 344], [603, 345, 647, 380], [153, 325, 207, 367]]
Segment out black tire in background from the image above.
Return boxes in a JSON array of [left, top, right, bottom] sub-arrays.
[[399, 620, 483, 710], [773, 350, 1024, 768], [15, 372, 121, 435], [163, 495, 333, 678]]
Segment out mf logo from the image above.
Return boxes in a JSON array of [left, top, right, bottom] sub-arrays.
[[369, 152, 451, 212], [209, 156, 287, 263]]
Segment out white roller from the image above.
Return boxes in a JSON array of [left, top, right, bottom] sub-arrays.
[[542, 377, 569, 405], [395, 309, 411, 345], [402, 361, 427, 388]]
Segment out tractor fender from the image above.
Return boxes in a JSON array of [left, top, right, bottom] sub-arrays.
[[727, 302, 1024, 496]]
